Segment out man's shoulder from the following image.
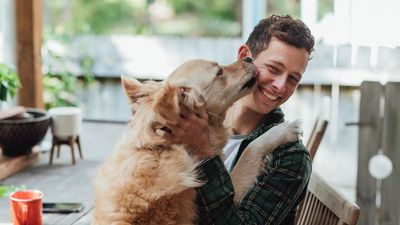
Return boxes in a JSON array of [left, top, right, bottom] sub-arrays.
[[271, 140, 312, 177], [276, 139, 309, 153], [274, 140, 311, 161]]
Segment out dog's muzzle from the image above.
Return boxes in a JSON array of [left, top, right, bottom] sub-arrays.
[[241, 76, 257, 90]]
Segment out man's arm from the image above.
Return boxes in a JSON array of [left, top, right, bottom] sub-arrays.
[[196, 141, 311, 225]]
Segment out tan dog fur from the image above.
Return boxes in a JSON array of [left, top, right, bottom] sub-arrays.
[[92, 59, 259, 225]]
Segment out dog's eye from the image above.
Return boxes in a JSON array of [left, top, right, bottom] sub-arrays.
[[216, 67, 223, 76]]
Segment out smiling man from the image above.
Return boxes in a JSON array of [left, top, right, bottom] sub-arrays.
[[159, 15, 315, 224]]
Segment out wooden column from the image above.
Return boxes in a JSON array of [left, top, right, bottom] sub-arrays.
[[15, 0, 44, 108], [356, 81, 382, 225], [381, 82, 400, 225]]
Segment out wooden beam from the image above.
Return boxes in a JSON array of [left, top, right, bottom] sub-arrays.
[[356, 81, 382, 225], [15, 0, 44, 109]]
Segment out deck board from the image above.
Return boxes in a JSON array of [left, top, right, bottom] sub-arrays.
[[0, 146, 40, 180], [0, 121, 126, 224]]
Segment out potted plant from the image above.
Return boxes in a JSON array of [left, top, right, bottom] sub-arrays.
[[0, 63, 21, 108], [0, 63, 51, 156]]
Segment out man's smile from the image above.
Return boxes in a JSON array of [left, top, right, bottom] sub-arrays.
[[258, 86, 279, 101]]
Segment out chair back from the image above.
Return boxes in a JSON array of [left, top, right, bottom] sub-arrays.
[[295, 172, 360, 225], [306, 118, 329, 160]]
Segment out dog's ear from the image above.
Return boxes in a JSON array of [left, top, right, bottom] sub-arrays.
[[152, 85, 181, 124], [180, 88, 206, 115], [121, 76, 141, 99], [121, 76, 159, 110]]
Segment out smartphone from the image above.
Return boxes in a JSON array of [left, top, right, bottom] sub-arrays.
[[42, 202, 84, 213]]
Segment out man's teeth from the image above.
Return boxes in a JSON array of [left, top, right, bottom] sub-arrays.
[[262, 90, 278, 100]]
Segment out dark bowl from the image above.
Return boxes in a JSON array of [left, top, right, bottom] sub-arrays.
[[0, 108, 51, 156]]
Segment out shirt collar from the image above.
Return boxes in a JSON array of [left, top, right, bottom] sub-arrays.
[[246, 107, 285, 142]]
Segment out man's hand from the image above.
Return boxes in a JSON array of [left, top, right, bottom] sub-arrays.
[[156, 104, 215, 159]]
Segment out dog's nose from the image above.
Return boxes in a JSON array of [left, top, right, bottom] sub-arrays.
[[243, 57, 253, 63]]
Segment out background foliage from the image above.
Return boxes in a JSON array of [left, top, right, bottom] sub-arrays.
[[43, 0, 241, 37], [41, 0, 333, 108], [43, 0, 333, 37], [0, 63, 21, 102]]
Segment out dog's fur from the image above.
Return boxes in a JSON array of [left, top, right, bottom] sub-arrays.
[[92, 59, 301, 225]]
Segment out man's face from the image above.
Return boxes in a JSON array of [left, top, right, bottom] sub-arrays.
[[242, 37, 309, 114]]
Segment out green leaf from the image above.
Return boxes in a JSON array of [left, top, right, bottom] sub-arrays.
[[0, 63, 21, 101], [0, 185, 27, 198]]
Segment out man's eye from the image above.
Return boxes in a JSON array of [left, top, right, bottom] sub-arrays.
[[216, 67, 223, 76], [267, 66, 278, 74], [289, 75, 300, 83]]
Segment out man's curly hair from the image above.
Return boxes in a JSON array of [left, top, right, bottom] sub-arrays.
[[246, 15, 315, 58]]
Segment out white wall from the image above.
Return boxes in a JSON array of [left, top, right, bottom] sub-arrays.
[[313, 0, 400, 48], [242, 0, 266, 41], [350, 0, 400, 48], [0, 0, 16, 66]]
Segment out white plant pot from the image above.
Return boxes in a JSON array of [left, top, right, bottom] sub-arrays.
[[48, 107, 82, 140], [0, 101, 9, 111]]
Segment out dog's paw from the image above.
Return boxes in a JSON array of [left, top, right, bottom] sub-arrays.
[[268, 120, 303, 144]]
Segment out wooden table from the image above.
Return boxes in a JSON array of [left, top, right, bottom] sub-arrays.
[[0, 121, 126, 225]]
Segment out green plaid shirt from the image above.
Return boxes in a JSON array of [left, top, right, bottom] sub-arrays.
[[195, 108, 312, 225]]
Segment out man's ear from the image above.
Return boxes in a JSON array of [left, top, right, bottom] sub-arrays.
[[121, 76, 159, 110], [237, 44, 253, 60], [152, 85, 180, 124]]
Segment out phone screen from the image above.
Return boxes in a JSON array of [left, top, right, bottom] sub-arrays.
[[42, 202, 84, 213]]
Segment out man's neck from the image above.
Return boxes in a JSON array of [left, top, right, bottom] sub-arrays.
[[224, 101, 266, 135]]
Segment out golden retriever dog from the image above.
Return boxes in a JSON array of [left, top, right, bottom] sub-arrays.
[[92, 58, 301, 225]]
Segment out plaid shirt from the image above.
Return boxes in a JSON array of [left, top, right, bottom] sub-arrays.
[[195, 108, 312, 225]]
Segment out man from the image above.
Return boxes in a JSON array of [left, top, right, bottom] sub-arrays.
[[160, 15, 314, 224]]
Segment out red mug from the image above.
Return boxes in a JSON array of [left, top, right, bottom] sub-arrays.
[[10, 190, 43, 225]]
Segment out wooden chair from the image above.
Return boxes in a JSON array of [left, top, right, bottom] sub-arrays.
[[295, 172, 360, 225], [306, 117, 329, 160], [295, 117, 360, 225]]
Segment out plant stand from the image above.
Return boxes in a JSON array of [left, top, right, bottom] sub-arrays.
[[49, 135, 83, 165]]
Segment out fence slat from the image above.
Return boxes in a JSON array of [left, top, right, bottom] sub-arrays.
[[380, 82, 400, 225], [356, 81, 382, 225]]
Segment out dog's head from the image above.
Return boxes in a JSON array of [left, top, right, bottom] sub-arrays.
[[121, 58, 257, 145], [121, 76, 203, 127], [165, 58, 258, 119], [120, 77, 165, 143]]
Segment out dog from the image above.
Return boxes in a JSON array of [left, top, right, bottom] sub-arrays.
[[92, 58, 301, 225]]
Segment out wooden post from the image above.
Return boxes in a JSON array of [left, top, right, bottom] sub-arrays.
[[380, 82, 400, 225], [301, 0, 317, 28], [356, 81, 382, 225], [15, 0, 44, 108]]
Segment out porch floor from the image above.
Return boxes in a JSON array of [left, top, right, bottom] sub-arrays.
[[0, 121, 127, 224]]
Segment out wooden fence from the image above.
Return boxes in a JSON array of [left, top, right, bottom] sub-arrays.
[[44, 35, 400, 84], [357, 81, 400, 225]]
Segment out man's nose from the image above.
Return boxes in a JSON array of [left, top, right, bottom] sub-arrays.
[[272, 76, 287, 93]]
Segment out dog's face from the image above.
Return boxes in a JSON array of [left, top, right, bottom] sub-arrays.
[[165, 58, 258, 117], [122, 58, 257, 136]]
